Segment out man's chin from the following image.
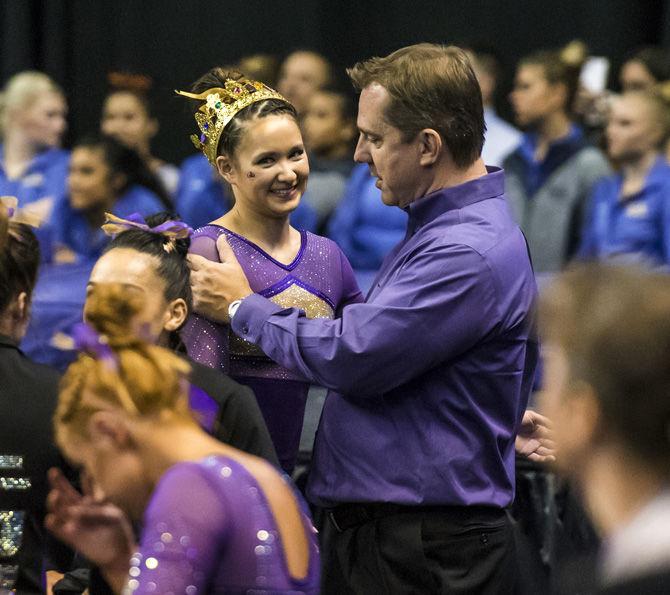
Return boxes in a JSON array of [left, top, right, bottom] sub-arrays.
[[380, 192, 400, 207]]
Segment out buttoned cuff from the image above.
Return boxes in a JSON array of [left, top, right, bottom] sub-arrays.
[[230, 293, 283, 341]]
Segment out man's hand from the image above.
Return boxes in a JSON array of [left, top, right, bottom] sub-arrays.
[[515, 409, 556, 463], [187, 236, 253, 323]]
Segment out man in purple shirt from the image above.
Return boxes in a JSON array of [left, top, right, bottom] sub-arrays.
[[189, 44, 538, 594]]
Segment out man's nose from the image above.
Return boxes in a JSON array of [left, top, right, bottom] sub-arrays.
[[354, 135, 370, 163]]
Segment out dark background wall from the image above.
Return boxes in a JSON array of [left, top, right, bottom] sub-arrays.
[[1, 0, 668, 165]]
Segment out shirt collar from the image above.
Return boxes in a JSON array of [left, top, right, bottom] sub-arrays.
[[519, 123, 584, 164], [614, 155, 669, 203], [644, 155, 670, 190], [0, 334, 19, 350], [0, 144, 63, 174], [601, 489, 670, 584], [405, 166, 505, 233]]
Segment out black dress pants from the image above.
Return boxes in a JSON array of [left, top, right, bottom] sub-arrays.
[[319, 505, 518, 595]]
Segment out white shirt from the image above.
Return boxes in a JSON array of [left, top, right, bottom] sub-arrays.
[[482, 107, 521, 167], [601, 489, 670, 584]]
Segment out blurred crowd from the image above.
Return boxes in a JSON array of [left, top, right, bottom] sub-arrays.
[[5, 43, 670, 289]]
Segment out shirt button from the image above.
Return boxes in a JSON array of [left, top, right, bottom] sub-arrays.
[[242, 325, 249, 334]]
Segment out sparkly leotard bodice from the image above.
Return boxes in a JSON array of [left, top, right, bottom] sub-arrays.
[[183, 225, 362, 471], [124, 455, 320, 594]]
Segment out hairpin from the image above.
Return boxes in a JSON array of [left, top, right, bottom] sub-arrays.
[[0, 196, 47, 228]]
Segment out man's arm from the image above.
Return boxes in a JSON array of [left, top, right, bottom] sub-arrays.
[[231, 244, 500, 396]]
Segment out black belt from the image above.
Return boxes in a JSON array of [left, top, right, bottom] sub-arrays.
[[326, 502, 504, 533]]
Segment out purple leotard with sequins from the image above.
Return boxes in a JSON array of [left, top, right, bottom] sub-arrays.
[[182, 225, 362, 472], [124, 455, 320, 594]]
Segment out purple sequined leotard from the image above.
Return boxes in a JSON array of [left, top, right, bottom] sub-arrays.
[[124, 455, 320, 594], [183, 225, 362, 472]]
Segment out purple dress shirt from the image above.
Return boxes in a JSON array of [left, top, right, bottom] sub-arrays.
[[232, 167, 538, 507]]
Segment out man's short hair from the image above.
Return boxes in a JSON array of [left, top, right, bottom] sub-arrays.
[[541, 264, 670, 473], [347, 43, 485, 168]]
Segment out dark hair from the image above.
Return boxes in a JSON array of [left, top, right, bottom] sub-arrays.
[[74, 133, 171, 209], [519, 44, 587, 115], [102, 212, 191, 350], [315, 84, 356, 122], [347, 44, 485, 168], [625, 47, 670, 84], [106, 71, 154, 117], [189, 68, 298, 159], [541, 264, 670, 474], [0, 208, 40, 314]]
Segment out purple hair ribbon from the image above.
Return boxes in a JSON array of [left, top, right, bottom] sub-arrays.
[[0, 195, 50, 228], [1, 196, 18, 219], [71, 323, 118, 370], [101, 212, 193, 240]]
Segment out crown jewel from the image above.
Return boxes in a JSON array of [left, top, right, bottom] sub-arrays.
[[176, 78, 287, 165]]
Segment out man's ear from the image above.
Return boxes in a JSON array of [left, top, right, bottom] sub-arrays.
[[163, 298, 188, 332], [216, 155, 236, 186], [418, 129, 442, 166], [15, 291, 30, 323]]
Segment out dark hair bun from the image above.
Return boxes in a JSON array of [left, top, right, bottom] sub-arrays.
[[143, 212, 191, 257]]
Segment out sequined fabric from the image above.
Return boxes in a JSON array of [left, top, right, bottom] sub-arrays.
[[0, 455, 28, 590], [184, 226, 344, 380], [122, 455, 320, 594], [182, 225, 362, 471]]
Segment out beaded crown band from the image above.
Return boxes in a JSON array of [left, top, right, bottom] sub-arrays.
[[176, 78, 287, 165]]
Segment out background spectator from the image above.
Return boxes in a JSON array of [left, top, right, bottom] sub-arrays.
[[302, 86, 356, 229], [504, 44, 611, 273], [101, 72, 180, 196], [579, 89, 670, 265], [277, 50, 333, 116], [48, 134, 168, 264], [540, 265, 670, 593], [0, 71, 68, 216], [468, 47, 522, 166]]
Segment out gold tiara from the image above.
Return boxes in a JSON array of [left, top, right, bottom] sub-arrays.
[[176, 78, 287, 165]]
